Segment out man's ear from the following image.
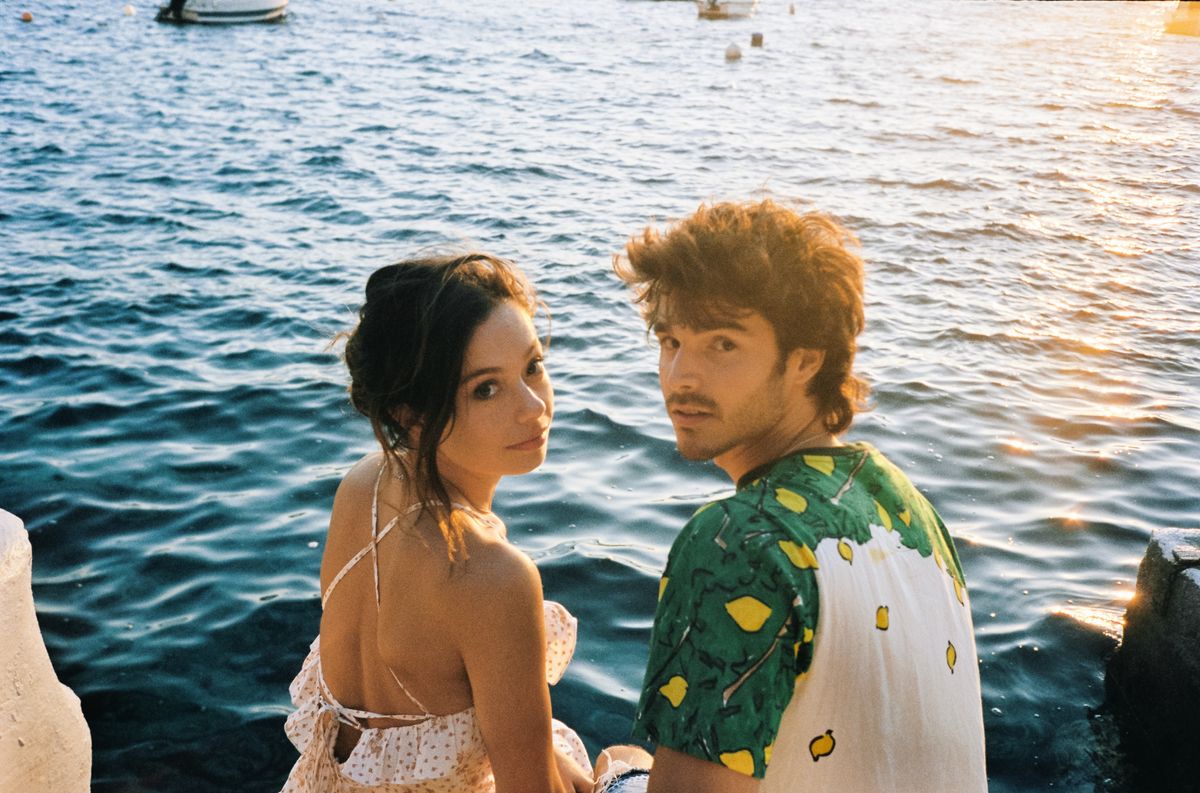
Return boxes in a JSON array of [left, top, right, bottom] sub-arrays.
[[785, 347, 825, 390]]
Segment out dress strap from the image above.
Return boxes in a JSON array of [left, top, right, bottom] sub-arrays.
[[316, 663, 433, 725], [320, 460, 456, 718], [320, 465, 422, 610]]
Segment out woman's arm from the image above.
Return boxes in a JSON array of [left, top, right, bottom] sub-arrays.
[[456, 543, 575, 793]]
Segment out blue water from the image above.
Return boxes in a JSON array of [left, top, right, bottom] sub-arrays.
[[3, 0, 1199, 789]]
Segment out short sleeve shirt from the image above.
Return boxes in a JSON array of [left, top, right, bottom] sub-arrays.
[[631, 443, 973, 780]]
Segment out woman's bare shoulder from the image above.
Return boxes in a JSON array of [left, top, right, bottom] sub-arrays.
[[450, 526, 542, 609], [332, 452, 388, 501]]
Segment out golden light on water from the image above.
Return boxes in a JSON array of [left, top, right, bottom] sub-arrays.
[[1000, 438, 1037, 456], [1053, 601, 1128, 641]]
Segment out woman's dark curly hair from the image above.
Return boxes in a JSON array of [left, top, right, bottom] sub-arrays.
[[343, 252, 537, 556], [615, 199, 869, 434]]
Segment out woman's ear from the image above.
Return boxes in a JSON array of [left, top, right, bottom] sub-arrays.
[[391, 405, 420, 435]]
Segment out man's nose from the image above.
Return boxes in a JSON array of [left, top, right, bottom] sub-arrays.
[[661, 347, 700, 392]]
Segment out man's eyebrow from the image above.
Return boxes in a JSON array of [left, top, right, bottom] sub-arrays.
[[653, 319, 749, 334], [461, 343, 539, 383]]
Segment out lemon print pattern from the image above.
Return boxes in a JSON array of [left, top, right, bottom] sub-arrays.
[[804, 455, 835, 475], [719, 750, 755, 776], [775, 488, 808, 513], [778, 539, 819, 569], [809, 729, 836, 762], [632, 443, 970, 780], [875, 500, 893, 531], [725, 596, 773, 632], [837, 538, 854, 564], [659, 675, 688, 707], [946, 641, 957, 674]]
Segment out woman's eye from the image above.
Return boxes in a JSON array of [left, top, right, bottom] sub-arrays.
[[657, 336, 679, 350], [526, 356, 545, 376], [473, 381, 499, 400], [715, 338, 737, 352]]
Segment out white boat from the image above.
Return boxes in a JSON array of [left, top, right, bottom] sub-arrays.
[[157, 0, 287, 24], [696, 0, 758, 19]]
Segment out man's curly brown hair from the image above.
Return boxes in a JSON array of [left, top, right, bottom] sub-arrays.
[[615, 199, 869, 434]]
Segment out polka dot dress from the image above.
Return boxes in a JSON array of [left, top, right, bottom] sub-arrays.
[[280, 601, 589, 792]]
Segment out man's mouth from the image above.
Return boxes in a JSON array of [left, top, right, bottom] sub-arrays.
[[670, 407, 714, 427]]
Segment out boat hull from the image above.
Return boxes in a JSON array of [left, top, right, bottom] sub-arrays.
[[159, 0, 287, 24], [695, 0, 758, 19]]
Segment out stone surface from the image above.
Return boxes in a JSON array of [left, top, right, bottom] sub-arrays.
[[1165, 1, 1200, 36], [1106, 528, 1200, 792], [0, 508, 92, 793]]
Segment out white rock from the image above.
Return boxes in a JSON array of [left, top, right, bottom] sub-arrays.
[[0, 509, 91, 793]]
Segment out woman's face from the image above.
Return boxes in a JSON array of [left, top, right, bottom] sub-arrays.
[[436, 300, 553, 488]]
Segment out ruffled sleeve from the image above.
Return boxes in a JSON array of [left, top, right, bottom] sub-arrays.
[[283, 636, 322, 753], [542, 600, 577, 685]]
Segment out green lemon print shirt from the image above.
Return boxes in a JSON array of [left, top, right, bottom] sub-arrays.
[[632, 443, 987, 792]]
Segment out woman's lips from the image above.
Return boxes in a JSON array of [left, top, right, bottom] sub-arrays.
[[507, 431, 548, 451]]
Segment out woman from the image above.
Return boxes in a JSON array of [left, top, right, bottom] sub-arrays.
[[281, 253, 593, 793]]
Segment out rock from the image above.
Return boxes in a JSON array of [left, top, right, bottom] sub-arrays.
[[1166, 1, 1200, 36], [0, 509, 92, 793], [1105, 528, 1200, 792]]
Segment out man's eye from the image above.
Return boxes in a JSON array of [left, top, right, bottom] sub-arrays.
[[715, 338, 737, 352], [526, 357, 545, 376], [657, 336, 679, 350], [473, 381, 499, 400]]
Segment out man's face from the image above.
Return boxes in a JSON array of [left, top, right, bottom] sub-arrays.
[[653, 307, 791, 467]]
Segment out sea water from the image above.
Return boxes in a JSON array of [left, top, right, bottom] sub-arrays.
[[1, 0, 1198, 790]]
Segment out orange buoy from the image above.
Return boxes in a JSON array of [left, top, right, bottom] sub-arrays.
[[21, 10, 33, 21]]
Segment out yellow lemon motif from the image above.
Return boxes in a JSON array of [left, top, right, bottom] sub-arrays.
[[953, 576, 965, 606], [809, 729, 836, 762], [763, 743, 774, 766], [719, 750, 755, 776], [804, 455, 835, 476], [802, 626, 814, 643], [837, 539, 854, 565], [659, 676, 688, 707], [875, 605, 889, 631], [775, 488, 809, 514], [693, 502, 716, 518], [778, 540, 819, 570], [793, 641, 801, 657], [658, 577, 669, 601], [947, 641, 957, 673], [898, 508, 912, 526], [725, 596, 772, 632], [875, 501, 893, 531]]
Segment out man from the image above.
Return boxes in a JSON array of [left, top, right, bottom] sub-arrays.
[[599, 200, 986, 793]]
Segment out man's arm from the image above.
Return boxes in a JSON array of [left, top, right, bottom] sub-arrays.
[[646, 747, 759, 793]]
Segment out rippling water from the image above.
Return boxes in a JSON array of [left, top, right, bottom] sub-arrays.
[[3, 0, 1199, 790]]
